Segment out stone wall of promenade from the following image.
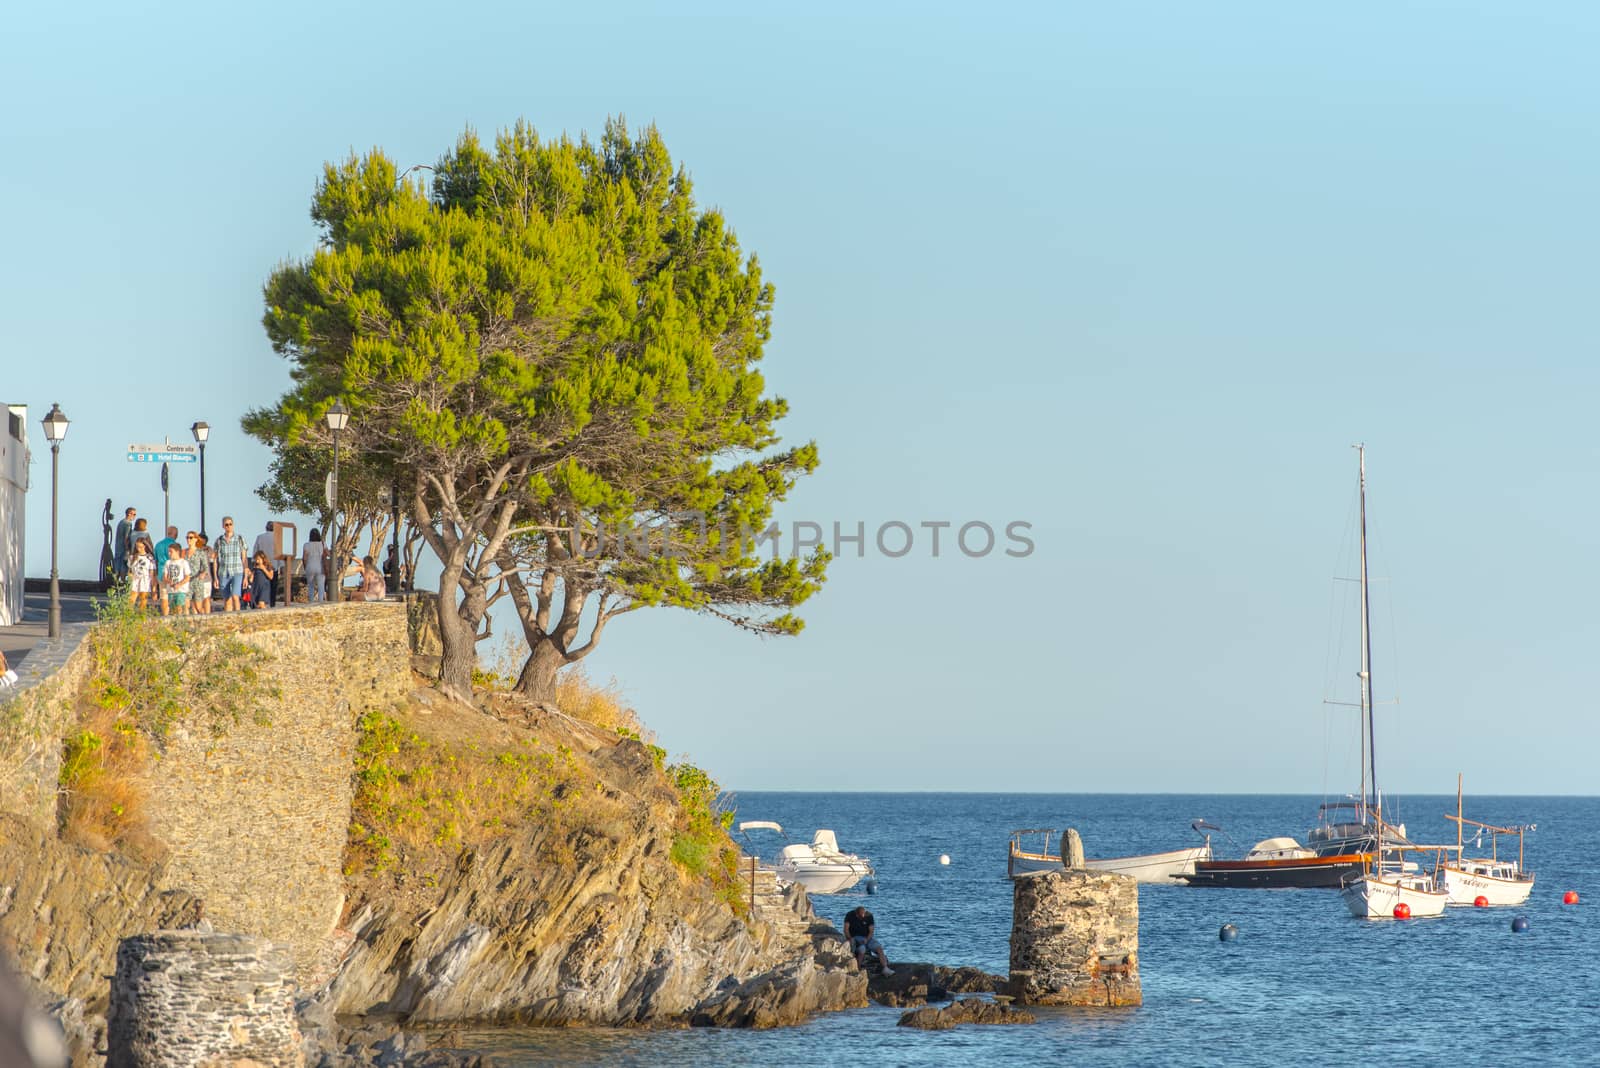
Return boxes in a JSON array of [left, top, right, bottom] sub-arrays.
[[0, 621, 97, 827], [0, 601, 411, 981], [144, 602, 410, 978]]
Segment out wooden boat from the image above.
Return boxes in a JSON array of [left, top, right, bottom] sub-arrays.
[[1007, 827, 1212, 883], [1181, 836, 1370, 889], [1340, 848, 1450, 918], [1439, 775, 1535, 906]]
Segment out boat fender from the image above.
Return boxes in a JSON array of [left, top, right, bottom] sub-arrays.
[[1218, 924, 1239, 942], [1473, 896, 1488, 908], [1393, 903, 1411, 919], [1511, 916, 1530, 933], [864, 877, 877, 895], [1563, 890, 1579, 905]]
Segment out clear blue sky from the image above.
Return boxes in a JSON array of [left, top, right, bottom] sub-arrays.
[[5, 3, 1597, 794]]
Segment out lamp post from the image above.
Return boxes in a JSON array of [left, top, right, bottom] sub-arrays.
[[191, 420, 210, 535], [41, 403, 70, 638], [326, 400, 350, 603]]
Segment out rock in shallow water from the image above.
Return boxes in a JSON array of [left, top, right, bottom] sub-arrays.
[[897, 997, 1037, 1030]]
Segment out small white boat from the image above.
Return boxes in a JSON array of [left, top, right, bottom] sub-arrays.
[[1441, 858, 1534, 907], [1440, 775, 1535, 907], [1341, 863, 1450, 919], [1007, 826, 1213, 883], [737, 821, 874, 895]]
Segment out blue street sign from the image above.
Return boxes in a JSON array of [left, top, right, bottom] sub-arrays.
[[127, 441, 198, 463]]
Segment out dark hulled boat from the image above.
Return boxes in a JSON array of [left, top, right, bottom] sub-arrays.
[[1180, 836, 1371, 889]]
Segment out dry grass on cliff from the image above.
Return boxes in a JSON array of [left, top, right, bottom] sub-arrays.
[[347, 701, 634, 880], [475, 639, 647, 739], [59, 702, 158, 858], [346, 690, 748, 917], [551, 672, 647, 739]]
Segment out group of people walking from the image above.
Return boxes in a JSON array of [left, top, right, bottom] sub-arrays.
[[110, 506, 389, 614]]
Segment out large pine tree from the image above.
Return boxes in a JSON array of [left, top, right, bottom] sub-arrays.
[[251, 119, 826, 700]]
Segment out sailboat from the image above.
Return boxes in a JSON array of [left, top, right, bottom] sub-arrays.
[[1334, 446, 1449, 920], [1439, 774, 1535, 906]]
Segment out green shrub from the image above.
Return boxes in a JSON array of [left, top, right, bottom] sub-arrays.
[[666, 759, 745, 915]]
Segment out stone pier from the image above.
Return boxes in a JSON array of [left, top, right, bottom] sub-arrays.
[[107, 931, 302, 1068], [1006, 869, 1141, 1007]]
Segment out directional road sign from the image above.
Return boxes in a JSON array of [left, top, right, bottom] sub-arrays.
[[127, 442, 197, 463]]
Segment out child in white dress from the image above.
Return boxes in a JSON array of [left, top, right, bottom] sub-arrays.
[[129, 540, 156, 611]]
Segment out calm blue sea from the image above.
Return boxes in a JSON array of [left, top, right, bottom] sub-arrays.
[[459, 792, 1598, 1067]]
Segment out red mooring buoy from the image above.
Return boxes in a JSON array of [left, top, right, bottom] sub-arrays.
[[1393, 903, 1412, 919], [1564, 890, 1580, 905], [1474, 896, 1489, 908]]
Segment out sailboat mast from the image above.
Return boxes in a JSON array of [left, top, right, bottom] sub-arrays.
[[1357, 445, 1377, 826]]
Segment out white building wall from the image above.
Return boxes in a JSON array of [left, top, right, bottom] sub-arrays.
[[0, 404, 28, 626]]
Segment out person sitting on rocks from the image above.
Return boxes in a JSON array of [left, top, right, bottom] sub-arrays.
[[845, 905, 893, 976]]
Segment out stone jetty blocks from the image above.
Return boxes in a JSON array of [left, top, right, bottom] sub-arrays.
[[107, 931, 302, 1068], [1007, 869, 1141, 1007]]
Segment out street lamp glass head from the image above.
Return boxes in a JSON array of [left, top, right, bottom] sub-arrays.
[[191, 420, 210, 443], [41, 402, 69, 443], [325, 400, 351, 432]]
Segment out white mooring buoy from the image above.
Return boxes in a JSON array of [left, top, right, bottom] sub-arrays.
[[939, 854, 951, 866]]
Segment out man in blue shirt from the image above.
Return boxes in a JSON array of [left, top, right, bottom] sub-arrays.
[[151, 525, 179, 599]]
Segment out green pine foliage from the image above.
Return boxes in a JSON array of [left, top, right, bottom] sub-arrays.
[[250, 117, 827, 697]]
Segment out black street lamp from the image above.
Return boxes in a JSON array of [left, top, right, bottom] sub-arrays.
[[41, 403, 70, 638], [191, 420, 210, 535], [326, 400, 350, 603]]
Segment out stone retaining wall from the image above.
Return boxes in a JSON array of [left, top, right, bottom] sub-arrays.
[[0, 622, 96, 826], [1, 602, 411, 982], [144, 603, 409, 978]]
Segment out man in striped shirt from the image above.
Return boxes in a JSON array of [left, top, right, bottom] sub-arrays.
[[214, 516, 250, 612]]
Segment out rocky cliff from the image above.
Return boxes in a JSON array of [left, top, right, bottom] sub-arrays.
[[0, 601, 865, 1064], [321, 691, 865, 1030]]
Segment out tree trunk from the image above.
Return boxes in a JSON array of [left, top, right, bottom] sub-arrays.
[[435, 577, 477, 702], [513, 637, 568, 703]]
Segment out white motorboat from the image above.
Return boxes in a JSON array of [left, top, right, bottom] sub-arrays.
[[737, 821, 874, 895], [1440, 775, 1535, 907], [1007, 826, 1213, 883]]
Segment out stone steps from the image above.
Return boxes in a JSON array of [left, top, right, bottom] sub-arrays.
[[737, 861, 820, 950]]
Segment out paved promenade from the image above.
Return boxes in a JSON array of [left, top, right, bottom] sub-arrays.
[[1, 591, 103, 670]]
